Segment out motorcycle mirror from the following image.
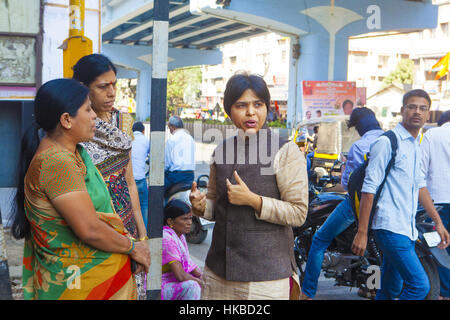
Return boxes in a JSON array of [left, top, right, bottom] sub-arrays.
[[198, 181, 207, 188]]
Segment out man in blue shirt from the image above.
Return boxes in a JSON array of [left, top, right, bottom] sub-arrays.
[[420, 111, 450, 300], [164, 116, 196, 194], [352, 89, 449, 300], [300, 107, 384, 299], [131, 121, 150, 230]]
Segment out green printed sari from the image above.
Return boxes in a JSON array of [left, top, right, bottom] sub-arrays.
[[22, 145, 136, 300]]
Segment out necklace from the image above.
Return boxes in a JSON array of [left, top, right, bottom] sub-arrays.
[[100, 111, 113, 123]]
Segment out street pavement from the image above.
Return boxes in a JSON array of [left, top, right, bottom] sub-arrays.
[[3, 229, 24, 300], [187, 228, 365, 300]]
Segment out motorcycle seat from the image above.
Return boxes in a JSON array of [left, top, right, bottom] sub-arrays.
[[165, 181, 192, 198]]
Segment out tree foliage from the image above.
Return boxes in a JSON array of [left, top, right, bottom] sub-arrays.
[[382, 59, 414, 87], [167, 66, 202, 114]]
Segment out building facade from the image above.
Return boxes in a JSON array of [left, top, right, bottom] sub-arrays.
[[200, 33, 290, 120], [200, 0, 450, 122]]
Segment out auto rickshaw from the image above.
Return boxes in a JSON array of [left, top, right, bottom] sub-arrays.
[[291, 116, 360, 180]]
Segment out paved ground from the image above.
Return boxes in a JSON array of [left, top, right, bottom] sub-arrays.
[[187, 228, 365, 300], [3, 228, 24, 300]]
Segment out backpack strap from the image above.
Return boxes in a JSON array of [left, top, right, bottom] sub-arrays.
[[368, 130, 398, 227]]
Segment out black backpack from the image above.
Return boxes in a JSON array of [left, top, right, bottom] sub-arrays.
[[347, 130, 398, 223]]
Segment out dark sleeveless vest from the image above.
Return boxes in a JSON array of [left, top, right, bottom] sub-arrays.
[[205, 127, 297, 282]]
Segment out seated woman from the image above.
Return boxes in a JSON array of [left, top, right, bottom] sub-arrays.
[[162, 199, 202, 300], [11, 78, 150, 300]]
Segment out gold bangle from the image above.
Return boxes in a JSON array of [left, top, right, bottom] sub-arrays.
[[138, 236, 149, 241], [125, 238, 135, 255]]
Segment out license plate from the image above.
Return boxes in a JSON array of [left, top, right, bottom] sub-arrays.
[[423, 231, 441, 247]]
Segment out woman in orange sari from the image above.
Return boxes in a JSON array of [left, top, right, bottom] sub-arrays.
[[11, 78, 150, 300]]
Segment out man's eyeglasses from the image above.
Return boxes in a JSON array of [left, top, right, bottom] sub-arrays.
[[404, 104, 429, 112]]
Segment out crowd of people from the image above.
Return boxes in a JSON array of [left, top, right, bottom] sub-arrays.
[[10, 53, 450, 301]]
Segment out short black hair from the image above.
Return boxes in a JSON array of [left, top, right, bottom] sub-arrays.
[[402, 89, 431, 107], [132, 121, 145, 132], [164, 199, 191, 225], [73, 54, 117, 86], [342, 99, 354, 108], [223, 72, 270, 117], [437, 110, 450, 127]]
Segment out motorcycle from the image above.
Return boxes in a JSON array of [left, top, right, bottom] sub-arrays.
[[414, 206, 450, 298], [293, 167, 450, 300], [165, 174, 214, 244]]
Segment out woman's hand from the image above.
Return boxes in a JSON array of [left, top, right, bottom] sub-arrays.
[[190, 182, 206, 215], [134, 263, 145, 275], [133, 239, 149, 274], [192, 277, 203, 287], [226, 171, 262, 212], [130, 241, 151, 274]]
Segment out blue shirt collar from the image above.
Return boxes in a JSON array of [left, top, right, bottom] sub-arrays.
[[396, 123, 420, 142]]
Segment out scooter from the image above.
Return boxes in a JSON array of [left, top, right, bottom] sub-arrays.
[[165, 174, 214, 244]]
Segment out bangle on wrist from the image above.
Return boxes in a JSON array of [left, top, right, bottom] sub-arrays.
[[125, 238, 135, 255], [138, 236, 149, 241]]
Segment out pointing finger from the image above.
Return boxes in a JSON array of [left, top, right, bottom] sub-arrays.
[[226, 178, 233, 190], [234, 171, 246, 186], [191, 181, 198, 193]]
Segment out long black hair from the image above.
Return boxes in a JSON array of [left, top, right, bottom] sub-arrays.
[[11, 78, 89, 240], [223, 72, 271, 117], [72, 53, 117, 86]]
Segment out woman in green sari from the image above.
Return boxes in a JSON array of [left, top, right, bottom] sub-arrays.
[[11, 79, 150, 300]]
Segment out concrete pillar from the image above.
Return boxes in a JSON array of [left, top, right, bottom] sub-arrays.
[[136, 68, 152, 121]]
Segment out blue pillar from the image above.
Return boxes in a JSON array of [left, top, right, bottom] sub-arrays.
[[102, 44, 221, 123], [136, 68, 152, 121]]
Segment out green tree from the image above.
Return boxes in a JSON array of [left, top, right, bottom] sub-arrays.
[[382, 59, 414, 87], [167, 66, 202, 115]]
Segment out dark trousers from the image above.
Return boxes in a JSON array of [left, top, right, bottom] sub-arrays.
[[164, 170, 194, 193]]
